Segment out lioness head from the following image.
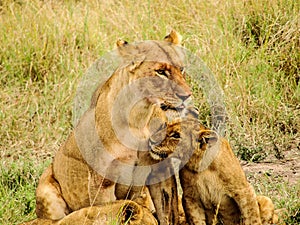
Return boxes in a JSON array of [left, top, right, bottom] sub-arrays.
[[115, 31, 192, 119], [148, 118, 219, 164]]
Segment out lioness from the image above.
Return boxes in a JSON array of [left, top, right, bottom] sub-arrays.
[[149, 117, 282, 225], [35, 31, 191, 225]]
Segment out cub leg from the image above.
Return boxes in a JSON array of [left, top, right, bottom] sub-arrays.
[[147, 162, 179, 225], [219, 143, 262, 225], [35, 164, 69, 220], [216, 198, 241, 225], [180, 169, 206, 225], [181, 194, 206, 225]]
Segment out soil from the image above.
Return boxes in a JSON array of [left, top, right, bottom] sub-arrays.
[[241, 149, 300, 186]]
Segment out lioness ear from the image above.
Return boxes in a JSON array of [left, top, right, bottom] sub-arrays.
[[197, 130, 218, 150], [116, 39, 145, 65], [116, 39, 129, 47], [116, 38, 131, 58], [164, 30, 182, 45]]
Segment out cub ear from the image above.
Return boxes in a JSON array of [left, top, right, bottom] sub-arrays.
[[116, 39, 129, 47], [164, 30, 182, 45], [197, 129, 219, 150]]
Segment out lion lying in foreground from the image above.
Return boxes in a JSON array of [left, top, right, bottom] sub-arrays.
[[20, 200, 157, 225], [31, 31, 192, 225], [149, 117, 285, 225]]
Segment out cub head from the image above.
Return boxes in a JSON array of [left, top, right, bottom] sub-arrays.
[[148, 118, 219, 165], [115, 31, 192, 119]]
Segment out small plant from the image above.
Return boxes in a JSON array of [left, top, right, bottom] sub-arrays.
[[0, 158, 49, 224], [236, 146, 267, 162]]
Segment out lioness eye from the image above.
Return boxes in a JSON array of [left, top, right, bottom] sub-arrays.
[[180, 67, 185, 73], [170, 132, 180, 139], [155, 69, 169, 78]]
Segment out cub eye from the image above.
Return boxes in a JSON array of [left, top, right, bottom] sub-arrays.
[[170, 132, 180, 139], [155, 69, 169, 79], [157, 122, 167, 131]]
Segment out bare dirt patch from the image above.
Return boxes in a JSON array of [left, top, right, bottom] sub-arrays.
[[242, 149, 300, 185]]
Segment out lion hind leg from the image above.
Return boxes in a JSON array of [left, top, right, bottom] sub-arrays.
[[35, 164, 69, 220], [257, 195, 275, 225], [231, 185, 262, 225], [257, 195, 288, 225]]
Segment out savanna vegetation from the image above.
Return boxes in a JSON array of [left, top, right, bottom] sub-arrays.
[[0, 0, 299, 224]]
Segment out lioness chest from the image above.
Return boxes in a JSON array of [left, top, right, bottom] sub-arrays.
[[53, 132, 117, 211]]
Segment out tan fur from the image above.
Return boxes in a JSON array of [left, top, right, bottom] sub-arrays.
[[149, 118, 283, 225], [21, 200, 157, 225], [257, 195, 276, 224], [257, 195, 287, 225], [35, 31, 190, 225], [164, 30, 182, 45], [35, 164, 69, 220]]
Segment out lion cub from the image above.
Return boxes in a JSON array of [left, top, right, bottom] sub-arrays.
[[149, 118, 281, 225]]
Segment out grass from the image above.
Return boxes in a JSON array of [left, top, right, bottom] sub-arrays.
[[0, 0, 299, 224]]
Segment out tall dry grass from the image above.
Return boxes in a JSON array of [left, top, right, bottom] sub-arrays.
[[0, 0, 299, 224]]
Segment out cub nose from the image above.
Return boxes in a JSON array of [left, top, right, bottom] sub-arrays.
[[149, 133, 165, 146], [176, 92, 191, 101]]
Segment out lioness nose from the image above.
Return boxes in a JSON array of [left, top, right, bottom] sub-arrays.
[[176, 92, 191, 101]]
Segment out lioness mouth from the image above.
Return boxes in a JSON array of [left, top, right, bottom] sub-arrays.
[[160, 103, 184, 111], [160, 103, 173, 111], [160, 103, 184, 121]]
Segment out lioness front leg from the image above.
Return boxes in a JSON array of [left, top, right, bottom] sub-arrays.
[[147, 165, 179, 225], [35, 164, 69, 220], [115, 184, 144, 202]]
